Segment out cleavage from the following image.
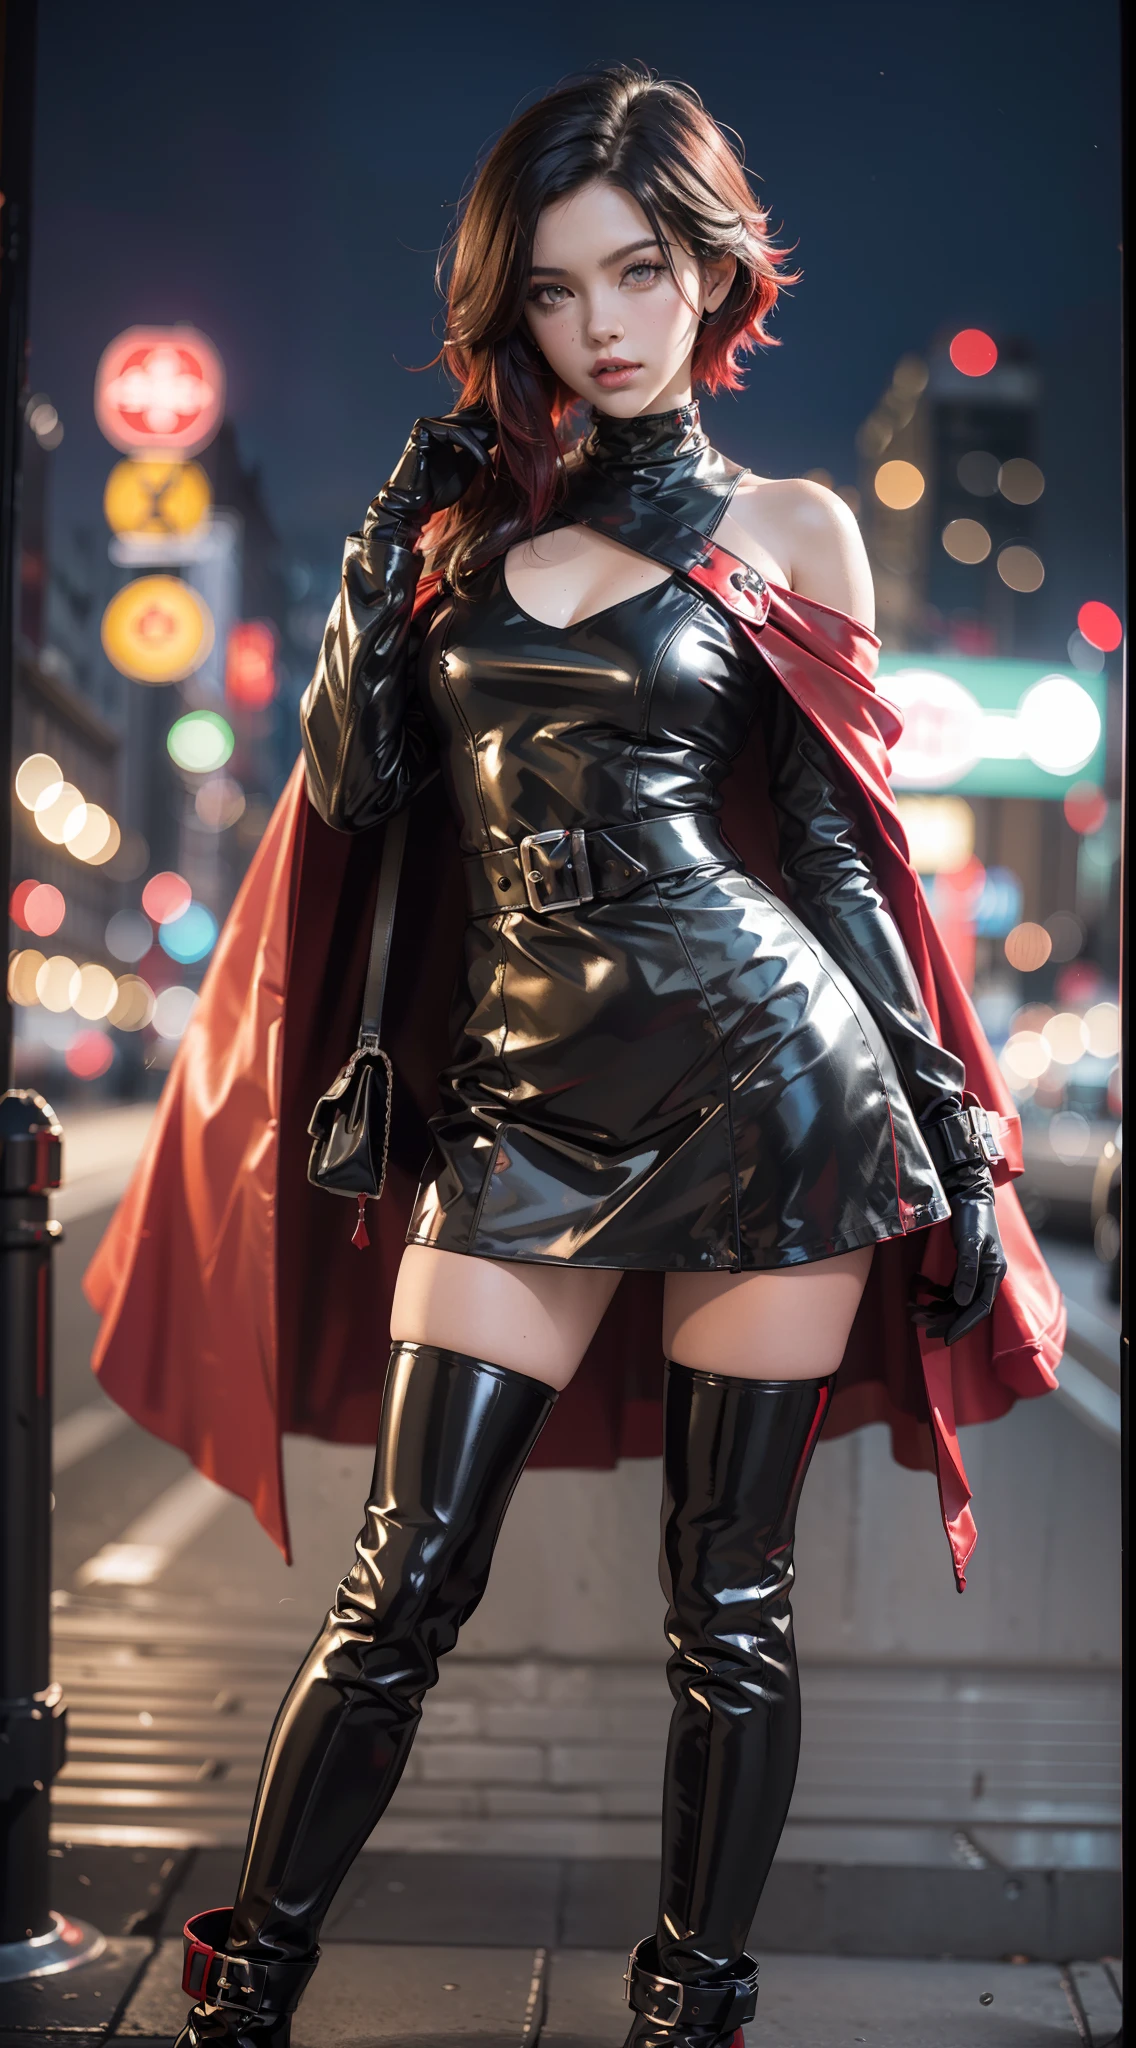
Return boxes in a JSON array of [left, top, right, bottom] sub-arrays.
[[503, 524, 671, 631]]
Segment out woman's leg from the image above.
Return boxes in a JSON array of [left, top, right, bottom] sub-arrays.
[[176, 1250, 621, 2046], [661, 1244, 875, 1379], [392, 1243, 623, 1388], [623, 1254, 873, 2048]]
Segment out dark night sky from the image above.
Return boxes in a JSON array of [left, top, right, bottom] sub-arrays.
[[29, 0, 1123, 646]]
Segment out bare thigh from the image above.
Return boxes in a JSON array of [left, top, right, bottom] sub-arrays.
[[391, 1245, 623, 1392], [662, 1247, 875, 1380]]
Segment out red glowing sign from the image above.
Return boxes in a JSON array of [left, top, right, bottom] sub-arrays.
[[949, 329, 998, 378], [1077, 600, 1122, 654], [24, 883, 66, 937], [67, 1030, 115, 1080], [225, 621, 278, 708], [141, 871, 192, 925], [10, 880, 39, 929], [95, 327, 225, 456], [1063, 782, 1108, 836], [10, 880, 66, 935]]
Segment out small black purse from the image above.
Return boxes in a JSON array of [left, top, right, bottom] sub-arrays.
[[307, 808, 409, 1248]]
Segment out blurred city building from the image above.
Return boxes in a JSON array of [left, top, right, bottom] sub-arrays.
[[858, 332, 1044, 657], [7, 330, 304, 1104], [857, 327, 1122, 1257]]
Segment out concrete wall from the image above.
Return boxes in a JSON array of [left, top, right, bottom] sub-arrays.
[[453, 1393, 1121, 1668], [276, 1385, 1120, 1854]]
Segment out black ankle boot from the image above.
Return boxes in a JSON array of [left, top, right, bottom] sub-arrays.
[[622, 1363, 834, 2048], [174, 1909, 316, 2048], [171, 1343, 556, 2046]]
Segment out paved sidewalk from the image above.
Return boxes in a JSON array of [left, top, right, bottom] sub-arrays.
[[0, 1846, 1123, 2046], [2, 1940, 1122, 2046]]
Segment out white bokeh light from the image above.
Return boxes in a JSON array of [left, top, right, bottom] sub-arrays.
[[1017, 676, 1102, 776], [152, 984, 198, 1041]]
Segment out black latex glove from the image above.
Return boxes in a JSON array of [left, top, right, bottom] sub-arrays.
[[299, 407, 493, 832], [911, 1163, 1008, 1345], [371, 403, 497, 538]]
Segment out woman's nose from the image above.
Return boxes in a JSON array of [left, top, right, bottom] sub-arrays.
[[586, 296, 625, 348]]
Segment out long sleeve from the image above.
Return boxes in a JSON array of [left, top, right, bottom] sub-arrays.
[[299, 502, 438, 832], [756, 675, 966, 1128]]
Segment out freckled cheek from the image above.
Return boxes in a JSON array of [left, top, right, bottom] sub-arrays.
[[543, 319, 586, 370]]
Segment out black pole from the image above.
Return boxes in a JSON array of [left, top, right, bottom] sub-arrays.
[[0, 0, 101, 1983], [0, 1091, 64, 1949], [0, 0, 33, 1093]]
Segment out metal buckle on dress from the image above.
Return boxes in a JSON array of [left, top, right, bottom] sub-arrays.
[[519, 827, 595, 914], [727, 563, 770, 620]]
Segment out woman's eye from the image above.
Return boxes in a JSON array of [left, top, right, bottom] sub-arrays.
[[526, 262, 663, 307]]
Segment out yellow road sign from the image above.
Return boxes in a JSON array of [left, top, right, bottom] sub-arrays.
[[103, 459, 212, 537], [101, 575, 215, 684]]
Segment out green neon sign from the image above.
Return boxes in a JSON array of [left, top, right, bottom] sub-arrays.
[[876, 654, 1107, 798]]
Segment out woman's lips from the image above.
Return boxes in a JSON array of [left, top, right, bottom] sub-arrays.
[[592, 361, 641, 389]]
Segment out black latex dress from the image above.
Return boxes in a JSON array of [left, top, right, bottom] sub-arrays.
[[301, 403, 964, 1273]]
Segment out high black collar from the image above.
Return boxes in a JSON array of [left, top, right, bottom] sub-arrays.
[[537, 397, 741, 546], [580, 401, 708, 475]]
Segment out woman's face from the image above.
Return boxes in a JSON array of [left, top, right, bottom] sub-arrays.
[[522, 180, 733, 417]]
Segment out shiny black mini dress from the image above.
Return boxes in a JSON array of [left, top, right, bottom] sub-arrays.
[[398, 423, 955, 1272], [300, 402, 963, 1276]]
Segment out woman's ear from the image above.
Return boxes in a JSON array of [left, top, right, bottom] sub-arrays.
[[702, 253, 737, 317]]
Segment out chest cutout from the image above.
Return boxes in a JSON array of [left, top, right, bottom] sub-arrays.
[[503, 524, 673, 632]]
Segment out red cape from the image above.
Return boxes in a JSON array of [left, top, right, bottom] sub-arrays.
[[83, 577, 1064, 1588]]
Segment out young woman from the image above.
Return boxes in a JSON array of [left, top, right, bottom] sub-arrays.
[[135, 62, 1058, 2048]]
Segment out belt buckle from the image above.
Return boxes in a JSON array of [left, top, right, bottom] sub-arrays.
[[519, 827, 594, 914]]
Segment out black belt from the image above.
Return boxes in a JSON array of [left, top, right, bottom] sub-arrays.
[[464, 812, 733, 917]]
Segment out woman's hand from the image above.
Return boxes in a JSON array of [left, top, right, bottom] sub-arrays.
[[910, 1107, 1008, 1344], [373, 404, 497, 532], [911, 1189, 1007, 1344]]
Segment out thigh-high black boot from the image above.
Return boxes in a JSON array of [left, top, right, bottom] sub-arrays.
[[623, 1363, 834, 2048], [173, 1342, 556, 2048]]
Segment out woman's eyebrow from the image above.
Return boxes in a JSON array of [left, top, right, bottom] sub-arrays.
[[529, 236, 662, 277]]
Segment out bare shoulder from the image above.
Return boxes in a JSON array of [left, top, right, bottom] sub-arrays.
[[723, 473, 875, 630]]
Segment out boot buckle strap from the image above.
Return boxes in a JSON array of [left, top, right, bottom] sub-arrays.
[[182, 1933, 268, 2012], [181, 1910, 318, 2016], [624, 1938, 760, 2030], [213, 1956, 268, 2012], [624, 1949, 685, 2028], [181, 1931, 215, 2001]]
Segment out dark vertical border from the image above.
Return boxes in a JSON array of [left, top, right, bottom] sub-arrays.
[[1119, 0, 1130, 2034], [0, 0, 38, 1090]]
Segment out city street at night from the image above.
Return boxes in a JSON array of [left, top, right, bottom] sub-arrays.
[[1, 2, 1125, 2043], [11, 1103, 1119, 2043]]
